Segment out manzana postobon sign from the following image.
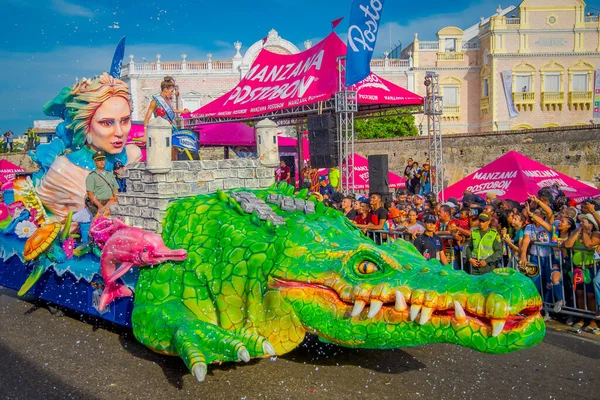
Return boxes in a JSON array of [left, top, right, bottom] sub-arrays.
[[346, 0, 385, 86]]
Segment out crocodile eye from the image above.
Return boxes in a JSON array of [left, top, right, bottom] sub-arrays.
[[357, 261, 379, 275]]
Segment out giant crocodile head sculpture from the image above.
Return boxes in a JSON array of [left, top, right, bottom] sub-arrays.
[[131, 184, 545, 382]]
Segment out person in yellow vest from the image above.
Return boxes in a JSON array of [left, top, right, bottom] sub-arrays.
[[465, 212, 503, 275], [329, 166, 340, 192]]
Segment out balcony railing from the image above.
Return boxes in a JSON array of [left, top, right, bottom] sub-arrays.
[[569, 91, 593, 110], [388, 59, 410, 67], [541, 91, 564, 111], [462, 42, 480, 50], [506, 18, 520, 25], [437, 52, 465, 61], [442, 105, 460, 121], [513, 92, 535, 111], [419, 41, 439, 50], [585, 15, 599, 23]]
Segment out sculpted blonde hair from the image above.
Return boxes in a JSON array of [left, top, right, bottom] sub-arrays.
[[66, 73, 132, 148]]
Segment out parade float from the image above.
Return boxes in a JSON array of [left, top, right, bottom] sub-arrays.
[[0, 36, 546, 383]]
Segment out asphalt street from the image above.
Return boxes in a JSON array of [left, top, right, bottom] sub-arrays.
[[0, 286, 598, 400]]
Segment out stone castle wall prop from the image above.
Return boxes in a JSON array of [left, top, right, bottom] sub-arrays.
[[110, 160, 275, 233], [354, 125, 600, 188]]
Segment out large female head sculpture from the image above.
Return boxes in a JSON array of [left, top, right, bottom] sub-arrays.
[[66, 73, 132, 154]]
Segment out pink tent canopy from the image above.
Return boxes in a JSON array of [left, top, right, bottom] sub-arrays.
[[444, 151, 600, 203], [0, 159, 25, 186], [191, 33, 423, 119]]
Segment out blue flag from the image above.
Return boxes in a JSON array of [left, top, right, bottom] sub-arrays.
[[109, 36, 126, 78], [345, 0, 385, 86]]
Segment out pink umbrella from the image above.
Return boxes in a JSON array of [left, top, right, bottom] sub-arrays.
[[443, 151, 600, 203]]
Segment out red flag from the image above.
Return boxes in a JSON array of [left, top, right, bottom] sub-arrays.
[[331, 17, 344, 30]]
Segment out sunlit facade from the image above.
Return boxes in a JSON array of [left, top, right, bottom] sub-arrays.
[[120, 1, 600, 134]]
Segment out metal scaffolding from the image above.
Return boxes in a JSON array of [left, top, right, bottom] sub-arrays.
[[424, 72, 445, 201], [335, 57, 357, 194]]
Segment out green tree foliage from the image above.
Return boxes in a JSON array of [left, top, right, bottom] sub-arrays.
[[355, 111, 419, 139]]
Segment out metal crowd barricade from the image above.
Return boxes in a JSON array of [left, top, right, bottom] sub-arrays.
[[365, 229, 599, 321]]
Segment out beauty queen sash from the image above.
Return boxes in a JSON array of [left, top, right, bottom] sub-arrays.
[[153, 95, 176, 123]]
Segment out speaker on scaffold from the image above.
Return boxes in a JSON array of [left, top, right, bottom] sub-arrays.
[[368, 155, 389, 195], [307, 114, 338, 169]]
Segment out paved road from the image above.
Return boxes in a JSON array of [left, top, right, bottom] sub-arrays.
[[1, 287, 598, 400]]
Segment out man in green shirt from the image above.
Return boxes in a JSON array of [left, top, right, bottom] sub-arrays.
[[329, 167, 340, 192], [86, 151, 119, 215]]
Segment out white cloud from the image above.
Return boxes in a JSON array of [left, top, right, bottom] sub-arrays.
[[51, 0, 94, 18]]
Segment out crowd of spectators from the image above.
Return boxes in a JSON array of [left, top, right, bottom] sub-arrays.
[[302, 168, 600, 334]]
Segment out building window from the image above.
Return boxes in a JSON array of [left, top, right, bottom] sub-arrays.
[[515, 75, 531, 92], [568, 60, 593, 110], [445, 38, 456, 52], [572, 73, 588, 92], [442, 86, 460, 120], [512, 62, 536, 111], [483, 78, 489, 97]]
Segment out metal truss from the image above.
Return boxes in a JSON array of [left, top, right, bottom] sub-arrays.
[[424, 72, 445, 201], [184, 100, 336, 128], [335, 58, 358, 194]]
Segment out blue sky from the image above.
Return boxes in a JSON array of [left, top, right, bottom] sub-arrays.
[[1, 0, 596, 134]]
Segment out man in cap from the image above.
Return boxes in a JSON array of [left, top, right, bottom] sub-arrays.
[[318, 175, 335, 199], [413, 214, 448, 265], [465, 212, 502, 275], [86, 151, 119, 216]]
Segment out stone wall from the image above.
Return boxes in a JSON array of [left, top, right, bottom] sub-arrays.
[[354, 125, 600, 188], [110, 159, 274, 232], [0, 152, 38, 171]]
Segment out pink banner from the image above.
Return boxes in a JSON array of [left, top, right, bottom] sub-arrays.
[[191, 33, 423, 119], [0, 159, 25, 185], [194, 33, 344, 119], [444, 151, 600, 203]]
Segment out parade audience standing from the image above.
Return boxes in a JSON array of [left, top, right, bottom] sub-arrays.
[[408, 162, 422, 195], [342, 196, 357, 221], [565, 214, 598, 332], [420, 163, 435, 195], [413, 214, 448, 265], [3, 131, 14, 152], [404, 208, 425, 237]]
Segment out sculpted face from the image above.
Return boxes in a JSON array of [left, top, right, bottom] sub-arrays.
[[89, 96, 132, 154]]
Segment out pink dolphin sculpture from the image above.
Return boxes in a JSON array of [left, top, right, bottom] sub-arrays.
[[98, 225, 187, 311]]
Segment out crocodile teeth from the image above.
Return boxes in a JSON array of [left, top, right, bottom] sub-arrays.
[[395, 291, 408, 311], [419, 307, 434, 325], [351, 300, 366, 317], [454, 301, 466, 322], [492, 320, 506, 337], [367, 300, 383, 319], [410, 304, 422, 321]]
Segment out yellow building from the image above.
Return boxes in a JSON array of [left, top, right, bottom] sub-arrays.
[[404, 0, 600, 133]]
